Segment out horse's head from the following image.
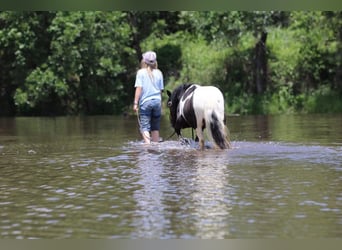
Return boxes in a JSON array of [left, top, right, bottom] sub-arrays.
[[166, 83, 193, 132]]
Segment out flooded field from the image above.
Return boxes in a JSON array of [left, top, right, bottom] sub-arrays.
[[0, 114, 341, 238]]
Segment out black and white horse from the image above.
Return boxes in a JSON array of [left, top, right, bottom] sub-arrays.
[[167, 83, 231, 150]]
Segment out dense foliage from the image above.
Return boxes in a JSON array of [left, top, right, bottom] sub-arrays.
[[0, 11, 341, 116]]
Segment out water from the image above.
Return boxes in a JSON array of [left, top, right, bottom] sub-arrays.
[[0, 114, 341, 239]]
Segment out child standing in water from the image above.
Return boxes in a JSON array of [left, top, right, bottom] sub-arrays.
[[133, 51, 164, 143]]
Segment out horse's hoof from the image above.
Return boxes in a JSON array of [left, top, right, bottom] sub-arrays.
[[180, 137, 191, 145]]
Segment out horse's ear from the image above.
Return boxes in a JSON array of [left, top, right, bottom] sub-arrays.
[[166, 90, 171, 97]]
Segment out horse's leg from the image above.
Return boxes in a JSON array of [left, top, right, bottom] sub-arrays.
[[177, 131, 190, 145], [195, 127, 205, 150]]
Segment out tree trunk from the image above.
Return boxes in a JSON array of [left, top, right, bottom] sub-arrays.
[[335, 23, 342, 92], [253, 31, 268, 94], [126, 12, 142, 62]]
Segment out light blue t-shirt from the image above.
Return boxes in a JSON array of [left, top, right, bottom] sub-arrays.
[[134, 68, 164, 105]]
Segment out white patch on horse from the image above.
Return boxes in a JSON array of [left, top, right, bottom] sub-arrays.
[[192, 86, 227, 149], [178, 84, 198, 125]]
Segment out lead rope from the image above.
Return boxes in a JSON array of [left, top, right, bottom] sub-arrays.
[[164, 130, 177, 141]]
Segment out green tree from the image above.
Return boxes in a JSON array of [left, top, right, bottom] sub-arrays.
[[0, 11, 55, 115], [14, 11, 134, 115], [124, 11, 182, 87], [178, 11, 290, 94], [1, 11, 341, 116]]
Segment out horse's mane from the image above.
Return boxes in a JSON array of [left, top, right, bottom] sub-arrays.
[[171, 83, 193, 101], [168, 83, 194, 128]]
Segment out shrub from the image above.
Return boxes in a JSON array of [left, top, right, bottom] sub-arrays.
[[302, 85, 342, 113]]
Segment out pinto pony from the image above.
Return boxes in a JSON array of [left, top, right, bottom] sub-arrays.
[[167, 83, 231, 150]]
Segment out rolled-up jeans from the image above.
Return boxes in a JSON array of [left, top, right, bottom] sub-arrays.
[[139, 99, 161, 133]]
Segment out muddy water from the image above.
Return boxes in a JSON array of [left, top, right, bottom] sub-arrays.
[[0, 114, 341, 238]]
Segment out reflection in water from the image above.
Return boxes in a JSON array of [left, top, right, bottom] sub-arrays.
[[131, 144, 233, 239], [132, 146, 169, 238], [191, 151, 231, 239], [0, 115, 341, 238]]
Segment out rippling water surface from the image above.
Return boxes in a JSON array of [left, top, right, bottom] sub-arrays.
[[0, 114, 341, 238]]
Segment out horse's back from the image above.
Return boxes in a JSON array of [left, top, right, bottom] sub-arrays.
[[193, 86, 224, 111]]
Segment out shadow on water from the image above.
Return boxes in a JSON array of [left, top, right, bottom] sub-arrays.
[[0, 114, 341, 238]]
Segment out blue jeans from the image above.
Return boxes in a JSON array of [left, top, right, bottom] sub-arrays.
[[139, 99, 161, 132]]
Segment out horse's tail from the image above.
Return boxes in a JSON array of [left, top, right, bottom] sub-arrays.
[[207, 110, 231, 149]]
